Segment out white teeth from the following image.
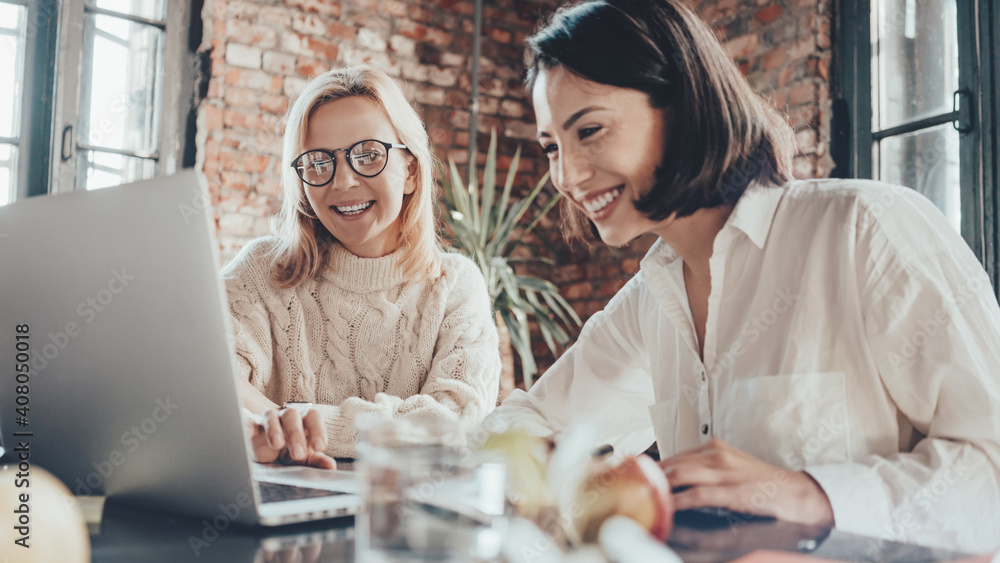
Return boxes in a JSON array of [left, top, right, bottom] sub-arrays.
[[583, 188, 622, 215], [335, 201, 373, 215]]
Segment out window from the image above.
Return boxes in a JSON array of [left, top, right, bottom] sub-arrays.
[[838, 0, 1000, 293], [0, 1, 28, 205], [0, 0, 193, 204]]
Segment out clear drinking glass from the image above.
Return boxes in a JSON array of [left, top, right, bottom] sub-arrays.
[[356, 415, 507, 562]]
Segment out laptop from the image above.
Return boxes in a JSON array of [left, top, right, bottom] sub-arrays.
[[0, 170, 360, 525]]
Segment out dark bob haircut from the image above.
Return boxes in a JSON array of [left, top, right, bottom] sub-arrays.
[[526, 0, 796, 243]]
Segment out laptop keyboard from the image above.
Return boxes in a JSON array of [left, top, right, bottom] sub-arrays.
[[257, 480, 347, 504]]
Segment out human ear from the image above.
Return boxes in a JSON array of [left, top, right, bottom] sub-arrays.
[[403, 157, 418, 195]]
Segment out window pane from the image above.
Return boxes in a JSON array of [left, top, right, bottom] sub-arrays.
[[91, 0, 166, 22], [77, 150, 157, 190], [79, 12, 164, 157], [0, 2, 23, 31], [0, 2, 26, 139], [0, 142, 16, 205], [877, 124, 961, 231], [873, 0, 958, 130]]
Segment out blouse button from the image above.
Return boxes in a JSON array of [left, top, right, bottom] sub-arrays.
[[701, 424, 709, 435]]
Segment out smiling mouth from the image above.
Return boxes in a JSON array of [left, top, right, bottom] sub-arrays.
[[582, 187, 622, 215], [333, 201, 374, 216]]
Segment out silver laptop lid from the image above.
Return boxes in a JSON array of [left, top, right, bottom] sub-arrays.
[[0, 171, 262, 525]]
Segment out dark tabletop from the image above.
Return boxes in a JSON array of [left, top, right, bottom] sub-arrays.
[[89, 502, 974, 563]]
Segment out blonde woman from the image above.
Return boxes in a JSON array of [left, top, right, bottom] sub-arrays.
[[225, 65, 501, 465]]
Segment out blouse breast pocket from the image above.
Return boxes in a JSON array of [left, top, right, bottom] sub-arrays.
[[717, 372, 850, 469]]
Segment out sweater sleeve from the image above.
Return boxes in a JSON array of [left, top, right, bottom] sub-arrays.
[[220, 240, 277, 394], [315, 255, 501, 458]]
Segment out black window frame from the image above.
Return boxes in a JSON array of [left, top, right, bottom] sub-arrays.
[[836, 0, 1000, 297]]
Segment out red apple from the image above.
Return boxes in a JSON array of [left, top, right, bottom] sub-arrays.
[[573, 455, 674, 543]]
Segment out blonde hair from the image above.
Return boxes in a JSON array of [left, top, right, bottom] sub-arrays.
[[270, 65, 441, 288]]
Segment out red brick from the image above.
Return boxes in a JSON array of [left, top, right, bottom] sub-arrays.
[[281, 33, 340, 61], [224, 68, 284, 93], [762, 48, 786, 71], [724, 34, 758, 59], [793, 155, 815, 179], [787, 103, 820, 129], [598, 280, 624, 297], [754, 4, 782, 24], [622, 258, 641, 275], [786, 37, 818, 62], [256, 177, 282, 197], [439, 0, 475, 15], [223, 108, 281, 132], [788, 82, 818, 105], [223, 87, 259, 108], [326, 21, 356, 41], [225, 20, 278, 49], [287, 0, 342, 17], [817, 56, 830, 80], [292, 13, 327, 36], [201, 104, 223, 131], [425, 28, 454, 47], [255, 131, 282, 154], [384, 0, 407, 17], [262, 52, 296, 75], [409, 5, 434, 22], [764, 88, 785, 110], [777, 65, 795, 88], [219, 150, 270, 174], [795, 128, 817, 153], [585, 300, 605, 316], [428, 127, 453, 147], [489, 27, 513, 44], [398, 21, 428, 41], [221, 171, 253, 192], [557, 264, 586, 283], [297, 57, 330, 78], [259, 94, 288, 115], [258, 6, 293, 28]]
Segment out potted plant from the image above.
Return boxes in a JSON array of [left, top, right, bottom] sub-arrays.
[[439, 130, 581, 394]]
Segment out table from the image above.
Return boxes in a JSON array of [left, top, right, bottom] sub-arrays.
[[88, 501, 976, 562]]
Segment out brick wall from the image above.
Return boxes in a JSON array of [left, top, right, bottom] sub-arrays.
[[196, 0, 834, 381]]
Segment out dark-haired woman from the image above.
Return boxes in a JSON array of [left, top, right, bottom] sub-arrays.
[[489, 0, 1000, 552]]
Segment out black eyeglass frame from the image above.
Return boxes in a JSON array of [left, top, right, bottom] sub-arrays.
[[290, 140, 408, 186]]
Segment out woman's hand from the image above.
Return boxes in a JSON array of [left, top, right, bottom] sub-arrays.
[[243, 407, 336, 470], [659, 438, 834, 527]]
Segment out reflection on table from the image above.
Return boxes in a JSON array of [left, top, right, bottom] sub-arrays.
[[89, 501, 975, 563]]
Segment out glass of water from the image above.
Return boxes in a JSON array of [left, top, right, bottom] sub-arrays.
[[355, 415, 507, 562]]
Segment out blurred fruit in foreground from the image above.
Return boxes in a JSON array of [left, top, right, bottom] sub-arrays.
[[481, 427, 552, 518], [0, 464, 91, 562], [482, 422, 674, 546], [572, 455, 675, 543]]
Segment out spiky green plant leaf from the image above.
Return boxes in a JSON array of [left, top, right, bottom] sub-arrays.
[[439, 130, 580, 388]]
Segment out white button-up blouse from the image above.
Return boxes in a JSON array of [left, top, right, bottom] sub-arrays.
[[490, 179, 1000, 552]]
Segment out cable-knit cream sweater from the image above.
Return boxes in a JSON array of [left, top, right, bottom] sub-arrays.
[[221, 237, 501, 457]]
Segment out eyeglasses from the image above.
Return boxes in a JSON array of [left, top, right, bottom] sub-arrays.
[[291, 140, 408, 187]]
